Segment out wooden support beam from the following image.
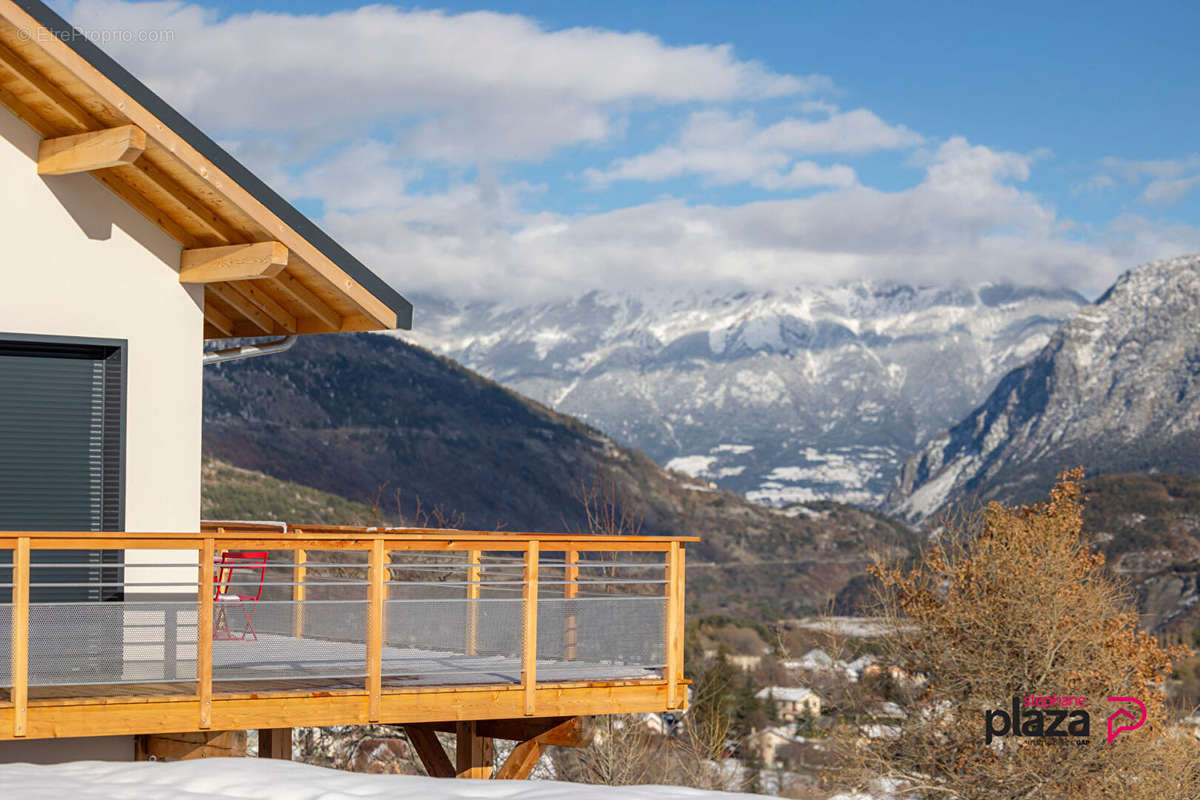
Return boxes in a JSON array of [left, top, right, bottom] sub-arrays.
[[494, 738, 542, 781], [404, 725, 455, 778], [455, 721, 494, 779], [522, 541, 539, 716], [136, 731, 246, 761], [197, 538, 214, 729], [492, 717, 580, 780], [367, 539, 384, 722], [417, 717, 583, 748], [180, 242, 288, 284], [11, 537, 29, 738], [37, 124, 145, 175], [258, 728, 293, 760]]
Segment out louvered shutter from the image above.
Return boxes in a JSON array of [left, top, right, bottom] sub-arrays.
[[0, 339, 123, 603]]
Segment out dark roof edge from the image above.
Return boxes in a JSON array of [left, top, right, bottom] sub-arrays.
[[16, 0, 413, 329]]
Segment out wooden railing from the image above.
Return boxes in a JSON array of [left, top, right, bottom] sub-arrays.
[[1, 526, 694, 739]]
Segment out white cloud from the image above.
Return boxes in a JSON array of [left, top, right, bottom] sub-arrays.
[[314, 137, 1199, 303], [62, 0, 822, 162], [585, 106, 921, 190], [1093, 154, 1200, 206], [47, 1, 1200, 307]]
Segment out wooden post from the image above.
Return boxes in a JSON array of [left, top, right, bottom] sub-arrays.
[[198, 537, 214, 729], [292, 534, 306, 640], [563, 549, 578, 661], [465, 549, 480, 656], [258, 728, 293, 760], [665, 542, 682, 710], [455, 720, 494, 779], [521, 541, 539, 716], [675, 545, 687, 708], [367, 538, 384, 722], [11, 537, 29, 738], [291, 547, 306, 638]]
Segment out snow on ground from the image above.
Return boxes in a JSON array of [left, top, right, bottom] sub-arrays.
[[665, 454, 718, 477], [0, 759, 767, 800]]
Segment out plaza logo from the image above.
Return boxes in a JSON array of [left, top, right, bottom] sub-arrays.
[[983, 695, 1146, 745]]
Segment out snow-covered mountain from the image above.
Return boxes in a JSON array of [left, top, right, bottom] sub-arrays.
[[403, 283, 1085, 507], [888, 254, 1200, 520]]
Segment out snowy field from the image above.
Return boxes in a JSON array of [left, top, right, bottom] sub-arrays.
[[0, 759, 767, 800]]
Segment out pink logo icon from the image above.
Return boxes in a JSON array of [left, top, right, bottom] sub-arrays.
[[1105, 697, 1146, 744]]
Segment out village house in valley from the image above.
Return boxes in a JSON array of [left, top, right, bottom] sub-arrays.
[[755, 687, 821, 722], [0, 0, 691, 776]]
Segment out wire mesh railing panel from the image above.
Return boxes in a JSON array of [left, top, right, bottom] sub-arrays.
[[537, 596, 667, 667], [28, 601, 198, 686], [0, 603, 10, 685]]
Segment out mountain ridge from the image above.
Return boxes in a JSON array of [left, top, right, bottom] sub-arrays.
[[404, 281, 1085, 507], [888, 253, 1200, 520]]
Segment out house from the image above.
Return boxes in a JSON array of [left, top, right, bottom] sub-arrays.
[[743, 726, 803, 767], [0, 0, 691, 777], [754, 687, 821, 721]]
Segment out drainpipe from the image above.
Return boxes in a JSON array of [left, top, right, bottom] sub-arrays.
[[202, 335, 298, 366]]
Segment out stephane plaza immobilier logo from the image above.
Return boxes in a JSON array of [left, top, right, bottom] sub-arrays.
[[984, 695, 1147, 746]]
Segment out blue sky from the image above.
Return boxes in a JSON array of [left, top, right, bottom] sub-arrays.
[[52, 0, 1200, 300]]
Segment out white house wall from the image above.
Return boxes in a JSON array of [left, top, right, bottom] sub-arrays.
[[0, 104, 202, 578]]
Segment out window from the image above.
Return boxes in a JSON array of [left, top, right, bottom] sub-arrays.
[[0, 336, 124, 602]]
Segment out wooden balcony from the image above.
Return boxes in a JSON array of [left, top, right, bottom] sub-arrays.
[[0, 524, 692, 775]]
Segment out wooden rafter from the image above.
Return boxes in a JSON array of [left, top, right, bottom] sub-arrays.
[[119, 157, 247, 246], [0, 37, 93, 132], [226, 280, 297, 334], [37, 124, 145, 175], [206, 283, 275, 335], [271, 271, 342, 331], [180, 242, 289, 284], [202, 302, 234, 338]]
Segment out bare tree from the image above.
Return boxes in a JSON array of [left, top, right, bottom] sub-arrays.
[[835, 469, 1200, 800]]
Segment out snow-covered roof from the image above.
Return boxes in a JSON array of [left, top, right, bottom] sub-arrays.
[[756, 686, 817, 703]]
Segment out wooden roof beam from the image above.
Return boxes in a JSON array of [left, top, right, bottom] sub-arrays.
[[180, 242, 289, 284], [38, 124, 145, 175], [271, 271, 342, 332], [226, 280, 297, 334], [206, 283, 275, 336], [0, 37, 94, 132], [202, 302, 234, 337]]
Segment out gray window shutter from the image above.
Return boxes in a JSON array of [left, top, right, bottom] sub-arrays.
[[0, 339, 124, 602]]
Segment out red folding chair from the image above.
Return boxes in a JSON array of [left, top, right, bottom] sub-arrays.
[[214, 551, 267, 641]]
